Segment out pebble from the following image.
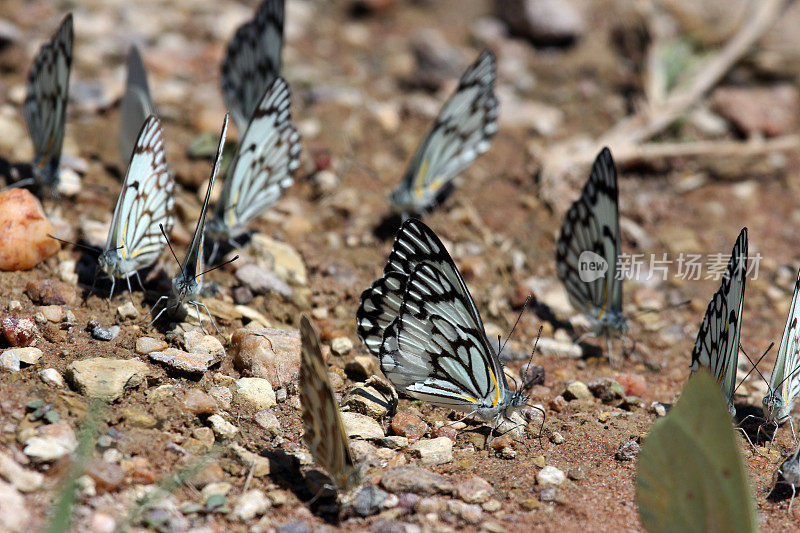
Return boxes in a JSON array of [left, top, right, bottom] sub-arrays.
[[378, 436, 409, 449], [16, 347, 43, 365], [135, 336, 168, 355], [346, 378, 398, 419], [40, 305, 64, 323], [448, 500, 483, 524], [539, 486, 558, 503], [391, 412, 428, 440], [410, 28, 462, 90], [39, 368, 66, 388], [254, 409, 281, 436], [181, 330, 226, 359], [0, 451, 43, 492], [352, 485, 390, 517], [615, 373, 647, 397], [331, 336, 354, 356], [230, 445, 272, 477], [650, 402, 668, 417], [232, 489, 270, 521], [233, 377, 277, 410], [550, 432, 565, 444], [25, 279, 76, 306], [342, 412, 385, 439], [232, 286, 254, 305], [246, 234, 308, 286], [235, 264, 293, 297], [0, 480, 29, 532], [568, 466, 586, 481], [23, 420, 77, 462], [183, 389, 218, 415], [310, 170, 339, 196], [201, 481, 232, 500], [91, 324, 120, 341], [1, 317, 36, 347], [535, 338, 583, 359], [498, 91, 564, 136], [345, 355, 380, 381], [209, 386, 233, 410], [563, 381, 593, 401], [149, 348, 219, 374], [0, 350, 20, 372], [277, 521, 313, 533], [380, 466, 453, 495], [409, 437, 453, 466], [231, 327, 301, 389], [495, 0, 585, 45], [66, 358, 148, 401], [116, 301, 138, 319], [455, 476, 493, 504], [615, 440, 641, 461], [86, 459, 125, 494], [537, 465, 566, 486], [0, 190, 60, 271], [588, 378, 626, 403], [711, 84, 799, 137], [207, 414, 239, 439]]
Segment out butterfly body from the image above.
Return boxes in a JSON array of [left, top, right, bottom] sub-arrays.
[[389, 51, 498, 216]]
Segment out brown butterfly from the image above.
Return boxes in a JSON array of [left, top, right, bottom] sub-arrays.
[[298, 315, 360, 491]]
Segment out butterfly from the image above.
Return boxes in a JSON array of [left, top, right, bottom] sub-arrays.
[[150, 116, 229, 333], [689, 228, 748, 417], [357, 218, 533, 429], [221, 0, 284, 133], [23, 13, 73, 193], [206, 77, 300, 254], [388, 50, 498, 216], [298, 314, 361, 492], [555, 147, 627, 360], [118, 45, 156, 166], [774, 445, 800, 513], [761, 266, 800, 440], [97, 115, 174, 298]]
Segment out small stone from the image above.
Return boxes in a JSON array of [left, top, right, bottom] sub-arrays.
[[434, 425, 457, 442], [192, 427, 215, 450], [352, 484, 389, 517], [230, 444, 272, 477], [0, 190, 60, 271], [331, 337, 353, 356], [184, 389, 218, 415], [232, 286, 254, 305], [539, 486, 558, 502], [39, 368, 66, 388], [380, 465, 453, 495], [116, 301, 138, 320], [563, 381, 593, 401], [86, 459, 125, 493], [246, 234, 308, 286], [455, 476, 493, 503], [0, 480, 29, 532], [615, 439, 641, 461], [181, 330, 226, 359], [209, 386, 232, 410], [66, 358, 148, 401], [342, 412, 385, 439], [448, 500, 483, 524], [550, 432, 565, 444], [23, 420, 77, 462], [344, 355, 380, 381], [231, 327, 301, 389], [234, 377, 277, 410], [409, 437, 453, 466], [0, 451, 44, 492], [650, 402, 668, 417], [377, 436, 409, 449], [1, 317, 36, 347], [536, 465, 566, 486], [549, 395, 568, 412], [24, 279, 76, 305], [310, 170, 339, 196], [391, 412, 428, 440], [254, 409, 281, 436], [135, 336, 168, 355], [588, 378, 626, 403], [149, 348, 219, 374], [235, 264, 293, 297], [207, 414, 239, 439], [345, 378, 398, 419], [0, 350, 20, 372], [91, 325, 119, 341], [201, 481, 232, 500], [567, 466, 586, 481], [40, 305, 63, 323], [711, 84, 800, 137], [615, 373, 647, 397], [535, 337, 583, 359], [233, 489, 270, 521], [14, 347, 43, 365], [495, 0, 585, 45]]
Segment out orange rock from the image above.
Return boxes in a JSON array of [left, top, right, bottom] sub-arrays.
[[0, 189, 59, 270]]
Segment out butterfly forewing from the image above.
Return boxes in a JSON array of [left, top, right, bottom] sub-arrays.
[[390, 50, 498, 214], [208, 76, 300, 242], [765, 267, 800, 422], [690, 228, 747, 412], [23, 13, 73, 190], [555, 147, 623, 327], [119, 45, 156, 165], [298, 315, 360, 491], [221, 0, 284, 132]]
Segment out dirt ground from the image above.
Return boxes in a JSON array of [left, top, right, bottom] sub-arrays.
[[2, 0, 800, 531]]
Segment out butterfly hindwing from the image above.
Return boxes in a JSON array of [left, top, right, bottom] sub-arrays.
[[23, 13, 73, 190], [119, 45, 156, 165], [221, 0, 284, 132], [764, 267, 800, 423], [389, 50, 498, 214], [299, 315, 360, 491]]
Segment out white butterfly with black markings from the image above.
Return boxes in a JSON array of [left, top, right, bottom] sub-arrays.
[[151, 115, 230, 334], [23, 13, 73, 193], [761, 266, 800, 440], [357, 219, 538, 429], [299, 315, 361, 492], [555, 147, 627, 361], [389, 50, 498, 216], [206, 77, 300, 255], [97, 115, 174, 298], [221, 0, 284, 133], [689, 227, 748, 417], [118, 45, 156, 166]]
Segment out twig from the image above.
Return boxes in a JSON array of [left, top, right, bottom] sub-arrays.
[[613, 134, 800, 165]]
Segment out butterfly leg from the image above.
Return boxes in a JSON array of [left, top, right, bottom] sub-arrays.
[[108, 278, 116, 305], [790, 419, 797, 447], [124, 276, 137, 309], [790, 484, 796, 514], [737, 425, 769, 458], [192, 301, 221, 336], [145, 296, 169, 327], [134, 271, 146, 293], [606, 336, 620, 368]]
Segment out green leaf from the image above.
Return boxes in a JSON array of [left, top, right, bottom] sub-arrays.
[[636, 370, 758, 533]]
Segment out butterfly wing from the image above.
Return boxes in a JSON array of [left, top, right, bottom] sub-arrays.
[[766, 267, 800, 421], [389, 50, 498, 214], [221, 0, 284, 132], [298, 315, 360, 491], [104, 115, 174, 275], [209, 77, 300, 240], [118, 45, 156, 165], [690, 228, 748, 411], [555, 147, 623, 324], [23, 13, 73, 189]]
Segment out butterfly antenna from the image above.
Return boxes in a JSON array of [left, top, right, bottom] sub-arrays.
[[159, 224, 181, 267], [521, 325, 544, 389], [631, 299, 691, 319], [500, 295, 531, 355], [195, 255, 239, 280], [733, 342, 774, 395], [47, 234, 102, 254]]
